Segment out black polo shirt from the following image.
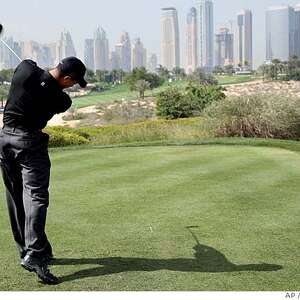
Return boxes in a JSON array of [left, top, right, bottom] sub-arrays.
[[3, 60, 72, 131]]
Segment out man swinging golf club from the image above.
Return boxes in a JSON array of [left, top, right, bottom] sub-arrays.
[[0, 24, 87, 284]]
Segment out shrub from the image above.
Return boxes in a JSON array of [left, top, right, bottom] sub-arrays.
[[204, 94, 300, 139], [156, 83, 225, 119], [156, 87, 188, 119], [44, 117, 210, 147], [45, 127, 90, 147], [187, 68, 219, 85]]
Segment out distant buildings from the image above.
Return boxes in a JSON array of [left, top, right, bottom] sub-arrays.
[[7, 2, 300, 73], [84, 39, 94, 71], [21, 41, 54, 68], [94, 27, 109, 71], [0, 37, 21, 69], [56, 30, 77, 63], [215, 27, 234, 68], [235, 9, 253, 70], [266, 5, 297, 62], [160, 7, 180, 71], [132, 38, 147, 69], [186, 7, 198, 74], [115, 32, 132, 72], [147, 53, 158, 73], [295, 4, 300, 59], [198, 0, 214, 71], [109, 51, 120, 70]]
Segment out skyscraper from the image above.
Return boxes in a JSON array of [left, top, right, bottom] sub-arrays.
[[0, 37, 21, 69], [115, 32, 131, 72], [186, 7, 198, 74], [84, 39, 94, 71], [198, 0, 214, 71], [266, 6, 296, 62], [295, 4, 300, 59], [132, 38, 147, 69], [160, 7, 180, 70], [147, 53, 158, 73], [56, 30, 76, 63], [46, 43, 57, 66], [21, 41, 40, 62], [94, 27, 109, 71], [21, 41, 54, 68], [109, 51, 121, 70], [236, 9, 253, 69], [215, 27, 234, 67]]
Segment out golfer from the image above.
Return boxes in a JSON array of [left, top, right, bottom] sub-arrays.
[[0, 57, 87, 284]]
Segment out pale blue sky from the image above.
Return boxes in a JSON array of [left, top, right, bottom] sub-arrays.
[[1, 0, 300, 68]]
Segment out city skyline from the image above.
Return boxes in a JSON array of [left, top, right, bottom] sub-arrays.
[[1, 0, 300, 69]]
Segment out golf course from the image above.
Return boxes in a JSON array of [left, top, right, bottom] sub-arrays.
[[0, 143, 299, 291]]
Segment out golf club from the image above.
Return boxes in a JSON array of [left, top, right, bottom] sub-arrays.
[[0, 23, 22, 62], [186, 226, 200, 246]]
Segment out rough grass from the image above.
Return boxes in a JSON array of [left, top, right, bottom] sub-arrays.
[[45, 118, 212, 147], [0, 142, 299, 291]]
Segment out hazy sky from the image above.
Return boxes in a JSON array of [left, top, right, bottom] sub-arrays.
[[1, 0, 300, 68]]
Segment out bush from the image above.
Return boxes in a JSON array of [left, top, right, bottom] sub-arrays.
[[204, 94, 300, 139], [188, 68, 218, 85], [45, 127, 90, 147], [156, 83, 225, 119], [44, 117, 210, 147]]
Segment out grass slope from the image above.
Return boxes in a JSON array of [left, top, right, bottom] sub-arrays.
[[0, 144, 299, 291], [72, 75, 257, 108]]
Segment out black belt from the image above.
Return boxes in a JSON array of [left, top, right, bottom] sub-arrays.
[[2, 125, 42, 135]]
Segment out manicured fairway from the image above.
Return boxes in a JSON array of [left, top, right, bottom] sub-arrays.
[[72, 75, 256, 108], [0, 145, 299, 291]]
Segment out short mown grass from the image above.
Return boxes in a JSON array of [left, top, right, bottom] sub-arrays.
[[0, 140, 299, 291], [72, 75, 257, 109]]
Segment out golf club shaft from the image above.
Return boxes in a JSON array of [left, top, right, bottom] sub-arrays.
[[1, 39, 22, 62]]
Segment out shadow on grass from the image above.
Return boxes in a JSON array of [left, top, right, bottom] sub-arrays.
[[54, 242, 283, 283]]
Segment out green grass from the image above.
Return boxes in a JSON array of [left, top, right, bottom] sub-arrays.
[[73, 81, 187, 109], [0, 141, 299, 291], [72, 75, 257, 109], [216, 75, 259, 85]]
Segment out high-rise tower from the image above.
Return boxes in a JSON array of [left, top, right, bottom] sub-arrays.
[[160, 7, 180, 70], [186, 7, 198, 74]]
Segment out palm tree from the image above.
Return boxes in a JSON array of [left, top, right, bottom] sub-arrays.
[[135, 80, 150, 99]]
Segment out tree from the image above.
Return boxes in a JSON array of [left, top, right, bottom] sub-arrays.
[[224, 65, 234, 75], [258, 64, 269, 81], [134, 80, 151, 99], [156, 82, 225, 119], [172, 67, 186, 80], [95, 70, 105, 82], [156, 65, 170, 80], [271, 59, 282, 80], [213, 66, 224, 75], [124, 67, 164, 92], [244, 60, 249, 69], [85, 69, 97, 83], [286, 56, 300, 80], [188, 68, 218, 85], [0, 69, 14, 82]]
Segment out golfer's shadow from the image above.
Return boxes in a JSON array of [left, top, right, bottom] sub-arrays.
[[54, 242, 283, 283]]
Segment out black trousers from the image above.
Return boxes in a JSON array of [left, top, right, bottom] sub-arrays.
[[0, 127, 52, 259]]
